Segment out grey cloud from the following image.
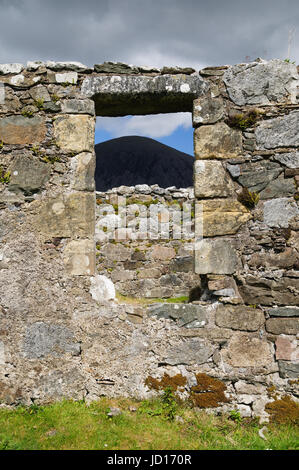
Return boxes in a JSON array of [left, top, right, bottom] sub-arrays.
[[0, 0, 298, 68]]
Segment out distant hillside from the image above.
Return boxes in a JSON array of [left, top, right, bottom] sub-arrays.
[[95, 136, 194, 191]]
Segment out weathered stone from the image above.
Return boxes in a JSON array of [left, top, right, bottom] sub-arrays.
[[236, 404, 252, 417], [278, 361, 299, 378], [33, 192, 95, 238], [96, 213, 121, 235], [259, 175, 296, 199], [194, 160, 234, 198], [213, 288, 236, 297], [94, 62, 138, 74], [111, 269, 136, 282], [193, 94, 224, 125], [104, 244, 132, 262], [266, 318, 299, 335], [273, 152, 299, 168], [223, 59, 298, 105], [114, 228, 135, 241], [170, 256, 194, 272], [234, 381, 266, 395], [161, 66, 195, 75], [8, 155, 51, 194], [0, 341, 5, 365], [46, 61, 89, 72], [0, 63, 23, 75], [268, 306, 299, 317], [63, 239, 95, 276], [55, 72, 78, 84], [9, 74, 24, 86], [147, 303, 207, 328], [37, 368, 84, 401], [275, 336, 299, 361], [215, 305, 264, 331], [81, 73, 209, 115], [237, 161, 282, 193], [29, 85, 51, 102], [252, 397, 271, 423], [199, 199, 251, 236], [71, 152, 95, 191], [200, 66, 227, 76], [24, 322, 80, 358], [223, 333, 273, 367], [239, 275, 299, 306], [208, 275, 235, 292], [0, 82, 4, 104], [194, 122, 242, 160], [160, 274, 182, 287], [26, 61, 45, 71], [137, 268, 161, 279], [248, 247, 298, 270], [107, 407, 122, 417], [195, 239, 238, 274], [61, 99, 95, 115], [263, 198, 298, 228], [54, 115, 95, 153], [1, 59, 299, 409], [90, 275, 115, 301], [150, 245, 176, 260], [285, 169, 299, 177], [255, 111, 299, 149], [226, 163, 241, 178], [134, 184, 151, 194], [164, 339, 214, 365], [43, 101, 61, 112], [0, 115, 46, 145]]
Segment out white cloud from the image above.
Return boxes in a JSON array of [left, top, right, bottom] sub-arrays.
[[96, 113, 192, 139], [0, 1, 298, 69]]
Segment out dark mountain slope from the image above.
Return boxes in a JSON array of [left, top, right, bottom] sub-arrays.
[[95, 136, 194, 191]]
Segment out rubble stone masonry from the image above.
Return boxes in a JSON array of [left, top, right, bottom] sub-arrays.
[[0, 59, 298, 421]]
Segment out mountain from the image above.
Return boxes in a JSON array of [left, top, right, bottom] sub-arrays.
[[95, 136, 194, 191]]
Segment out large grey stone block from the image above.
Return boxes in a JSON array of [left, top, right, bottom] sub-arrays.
[[278, 361, 299, 379], [9, 155, 51, 195], [223, 59, 298, 105], [255, 111, 299, 149], [268, 306, 299, 317], [164, 339, 214, 365], [81, 73, 209, 115], [147, 303, 207, 328], [0, 63, 23, 75], [215, 305, 265, 331], [24, 322, 81, 358], [194, 160, 234, 198], [263, 198, 298, 228], [195, 239, 238, 274]]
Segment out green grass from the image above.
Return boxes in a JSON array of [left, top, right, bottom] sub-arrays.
[[116, 292, 188, 305], [0, 397, 298, 450]]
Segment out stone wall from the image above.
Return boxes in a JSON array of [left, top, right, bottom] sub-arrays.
[[0, 59, 298, 421], [95, 184, 197, 299]]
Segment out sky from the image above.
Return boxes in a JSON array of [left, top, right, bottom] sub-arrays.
[[0, 0, 298, 155]]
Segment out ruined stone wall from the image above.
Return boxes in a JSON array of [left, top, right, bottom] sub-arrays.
[[0, 59, 298, 421], [95, 184, 197, 299]]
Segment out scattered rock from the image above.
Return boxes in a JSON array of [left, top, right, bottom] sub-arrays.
[[107, 407, 122, 417]]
